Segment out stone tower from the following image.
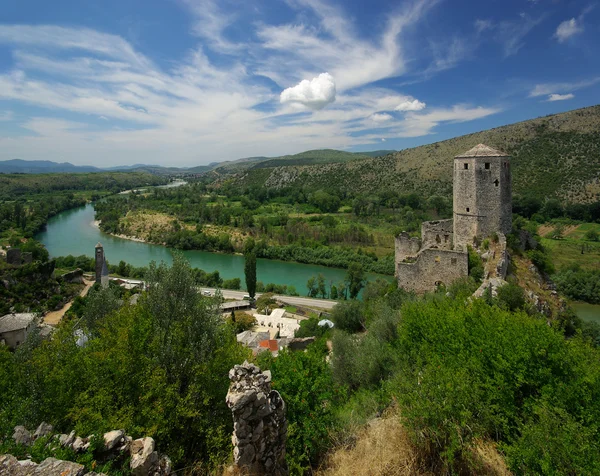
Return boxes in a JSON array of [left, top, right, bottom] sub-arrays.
[[95, 242, 104, 284], [453, 144, 512, 250]]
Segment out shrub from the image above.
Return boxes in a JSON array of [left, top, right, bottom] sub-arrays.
[[330, 300, 366, 333], [496, 281, 526, 311]]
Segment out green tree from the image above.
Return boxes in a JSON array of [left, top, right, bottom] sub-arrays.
[[317, 273, 327, 298], [244, 251, 257, 299], [307, 276, 318, 297], [345, 262, 366, 299], [584, 229, 599, 242]]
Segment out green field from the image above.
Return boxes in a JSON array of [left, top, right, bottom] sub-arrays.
[[542, 222, 600, 271]]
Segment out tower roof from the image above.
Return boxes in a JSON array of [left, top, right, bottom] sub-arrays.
[[455, 144, 509, 158], [95, 242, 103, 248]]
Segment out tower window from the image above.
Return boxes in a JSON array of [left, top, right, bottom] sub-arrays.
[[451, 258, 457, 265], [494, 179, 499, 187], [485, 163, 490, 169], [464, 163, 469, 170], [466, 207, 470, 212]]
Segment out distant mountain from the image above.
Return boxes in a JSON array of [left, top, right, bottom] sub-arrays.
[[222, 105, 600, 203], [0, 159, 101, 174]]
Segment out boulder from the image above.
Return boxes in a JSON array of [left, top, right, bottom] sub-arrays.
[[35, 457, 86, 475], [33, 422, 53, 440], [130, 437, 158, 476], [59, 431, 76, 447], [103, 429, 125, 451], [12, 426, 32, 446], [71, 437, 86, 453]]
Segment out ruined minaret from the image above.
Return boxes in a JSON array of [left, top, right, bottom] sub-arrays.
[[95, 242, 104, 284]]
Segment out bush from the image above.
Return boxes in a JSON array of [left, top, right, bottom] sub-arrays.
[[496, 281, 526, 311], [330, 300, 366, 333]]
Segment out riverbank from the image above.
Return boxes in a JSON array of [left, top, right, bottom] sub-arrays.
[[92, 219, 150, 244]]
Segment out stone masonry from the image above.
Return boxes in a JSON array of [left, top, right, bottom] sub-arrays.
[[226, 361, 288, 475], [396, 144, 512, 293]]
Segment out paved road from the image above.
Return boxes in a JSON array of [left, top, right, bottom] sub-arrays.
[[200, 288, 337, 310]]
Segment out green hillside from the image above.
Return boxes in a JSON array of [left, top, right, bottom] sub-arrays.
[[222, 105, 600, 202]]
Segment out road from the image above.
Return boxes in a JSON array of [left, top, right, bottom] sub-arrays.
[[200, 288, 337, 310], [43, 279, 94, 326]]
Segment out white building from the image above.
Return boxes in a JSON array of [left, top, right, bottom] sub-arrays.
[[0, 313, 37, 349], [253, 308, 301, 339]]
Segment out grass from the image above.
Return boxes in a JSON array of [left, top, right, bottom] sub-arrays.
[[542, 237, 600, 271]]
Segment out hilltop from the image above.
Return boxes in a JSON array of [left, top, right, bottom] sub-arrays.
[[218, 105, 600, 202]]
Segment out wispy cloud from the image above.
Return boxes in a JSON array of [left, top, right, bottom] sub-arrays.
[[547, 93, 574, 101], [0, 0, 502, 165], [529, 77, 600, 97], [0, 111, 13, 121], [497, 13, 546, 57]]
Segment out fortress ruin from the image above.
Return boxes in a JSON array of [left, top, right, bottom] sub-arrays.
[[396, 144, 512, 293]]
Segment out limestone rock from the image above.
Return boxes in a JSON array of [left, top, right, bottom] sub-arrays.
[[130, 437, 158, 476], [71, 437, 86, 453], [12, 426, 32, 446], [33, 422, 53, 440], [59, 431, 76, 447], [35, 457, 86, 475], [103, 429, 125, 451]]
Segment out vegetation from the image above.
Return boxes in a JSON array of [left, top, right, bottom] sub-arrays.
[[0, 254, 249, 471], [244, 251, 257, 299], [92, 181, 446, 274], [221, 105, 600, 203]]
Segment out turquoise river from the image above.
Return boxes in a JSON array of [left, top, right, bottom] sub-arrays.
[[37, 204, 391, 293]]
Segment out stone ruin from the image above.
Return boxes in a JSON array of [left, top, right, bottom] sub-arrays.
[[226, 361, 288, 475]]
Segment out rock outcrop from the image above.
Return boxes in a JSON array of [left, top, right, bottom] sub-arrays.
[[226, 361, 288, 475], [6, 424, 171, 476]]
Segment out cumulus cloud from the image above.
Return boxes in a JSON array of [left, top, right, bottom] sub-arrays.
[[554, 18, 584, 42], [547, 93, 574, 101], [370, 113, 393, 123], [280, 73, 336, 110], [395, 99, 426, 111]]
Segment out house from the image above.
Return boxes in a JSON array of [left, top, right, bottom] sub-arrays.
[[253, 308, 301, 339], [0, 313, 37, 349]]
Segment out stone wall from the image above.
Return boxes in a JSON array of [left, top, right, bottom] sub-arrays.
[[394, 232, 421, 262], [396, 249, 468, 294], [226, 362, 288, 475], [421, 219, 454, 250]]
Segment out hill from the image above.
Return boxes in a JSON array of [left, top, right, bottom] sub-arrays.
[[221, 105, 600, 202]]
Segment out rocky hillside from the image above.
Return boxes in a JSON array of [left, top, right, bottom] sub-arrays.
[[220, 105, 600, 202]]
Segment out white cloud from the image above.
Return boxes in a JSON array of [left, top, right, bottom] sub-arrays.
[[381, 138, 386, 142], [280, 73, 336, 110], [547, 93, 574, 101], [554, 18, 583, 42], [0, 2, 499, 166], [529, 77, 600, 97], [398, 105, 501, 137], [0, 111, 13, 121], [370, 113, 393, 123], [395, 99, 426, 111]]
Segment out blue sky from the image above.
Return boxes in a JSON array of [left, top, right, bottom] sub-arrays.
[[0, 0, 598, 167]]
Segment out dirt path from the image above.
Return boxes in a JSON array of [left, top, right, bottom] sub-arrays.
[[43, 279, 94, 326]]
